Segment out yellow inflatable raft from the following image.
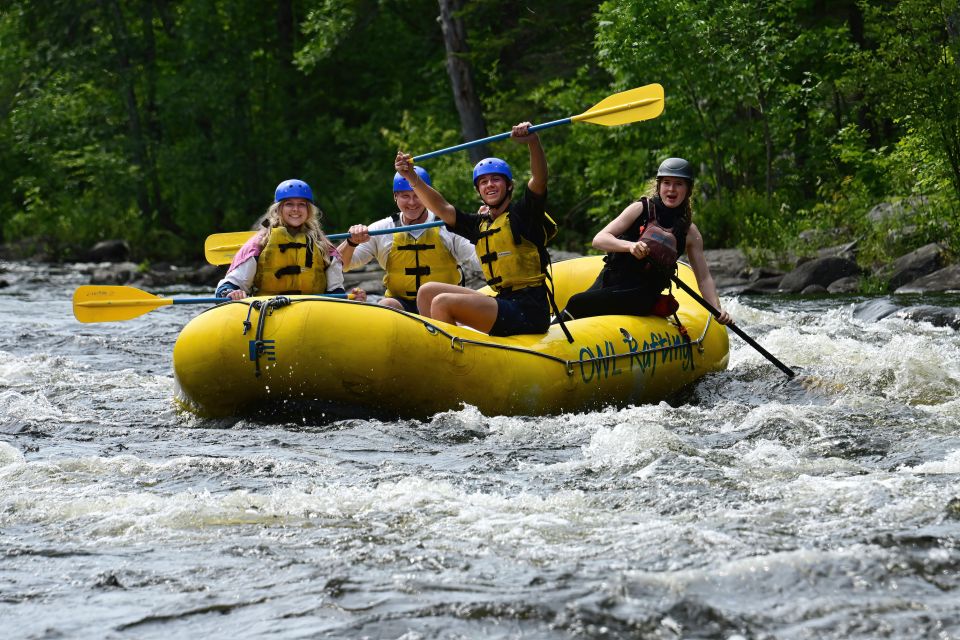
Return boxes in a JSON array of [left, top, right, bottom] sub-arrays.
[[173, 256, 728, 418]]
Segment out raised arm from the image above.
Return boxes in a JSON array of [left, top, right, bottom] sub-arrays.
[[395, 151, 456, 225], [511, 121, 546, 195]]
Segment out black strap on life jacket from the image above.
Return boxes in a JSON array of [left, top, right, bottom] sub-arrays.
[[273, 265, 302, 278], [476, 225, 502, 241], [277, 239, 313, 268], [544, 262, 573, 343]]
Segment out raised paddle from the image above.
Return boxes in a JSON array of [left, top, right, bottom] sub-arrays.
[[203, 220, 445, 266], [72, 285, 352, 323], [412, 83, 665, 162], [670, 275, 796, 378]]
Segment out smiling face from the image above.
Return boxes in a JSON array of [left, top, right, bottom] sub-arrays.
[[279, 198, 310, 229], [657, 177, 689, 207], [394, 191, 426, 223], [475, 174, 510, 207]]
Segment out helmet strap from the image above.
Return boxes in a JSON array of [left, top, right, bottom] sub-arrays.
[[477, 182, 513, 215]]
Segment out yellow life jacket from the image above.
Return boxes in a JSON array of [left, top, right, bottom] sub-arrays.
[[253, 226, 328, 295], [383, 223, 461, 300], [475, 212, 545, 292]]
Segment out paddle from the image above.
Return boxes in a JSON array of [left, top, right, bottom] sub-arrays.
[[72, 285, 352, 323], [203, 220, 445, 266], [412, 83, 665, 162], [670, 275, 796, 378]]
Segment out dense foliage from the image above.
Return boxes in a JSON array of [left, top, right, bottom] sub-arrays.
[[1, 0, 958, 265]]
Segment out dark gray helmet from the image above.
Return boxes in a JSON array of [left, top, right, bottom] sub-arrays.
[[656, 157, 694, 181]]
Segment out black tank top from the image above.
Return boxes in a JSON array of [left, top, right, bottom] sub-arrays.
[[602, 197, 687, 288]]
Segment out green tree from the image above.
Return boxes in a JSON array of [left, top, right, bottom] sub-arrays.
[[855, 0, 960, 202]]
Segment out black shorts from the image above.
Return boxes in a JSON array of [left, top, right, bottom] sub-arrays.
[[490, 285, 551, 337]]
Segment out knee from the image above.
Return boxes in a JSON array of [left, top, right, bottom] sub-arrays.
[[380, 297, 403, 310], [417, 282, 439, 305], [432, 292, 456, 315]]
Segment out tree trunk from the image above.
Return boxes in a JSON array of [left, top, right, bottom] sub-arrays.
[[276, 0, 297, 134], [103, 0, 177, 234], [139, 0, 168, 230], [437, 0, 489, 164]]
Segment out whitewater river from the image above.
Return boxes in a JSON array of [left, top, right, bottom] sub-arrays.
[[1, 259, 958, 639]]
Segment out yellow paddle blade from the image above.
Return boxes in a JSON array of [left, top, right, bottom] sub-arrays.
[[72, 285, 172, 323], [572, 83, 665, 126], [204, 231, 255, 266]]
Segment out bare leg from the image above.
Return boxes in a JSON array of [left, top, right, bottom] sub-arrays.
[[417, 282, 498, 333], [379, 297, 404, 310], [417, 281, 458, 316], [432, 291, 499, 333]]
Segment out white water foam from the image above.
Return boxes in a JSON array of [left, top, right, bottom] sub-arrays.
[[900, 448, 960, 474]]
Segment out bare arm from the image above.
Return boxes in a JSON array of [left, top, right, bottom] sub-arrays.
[[685, 223, 731, 325], [395, 152, 456, 225], [335, 224, 372, 270], [511, 121, 546, 195], [592, 201, 654, 261]]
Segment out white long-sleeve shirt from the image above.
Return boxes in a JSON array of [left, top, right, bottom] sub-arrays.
[[344, 211, 481, 273]]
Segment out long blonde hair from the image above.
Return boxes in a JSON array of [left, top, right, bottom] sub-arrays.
[[255, 200, 335, 266]]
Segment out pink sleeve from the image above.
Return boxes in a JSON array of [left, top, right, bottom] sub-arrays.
[[228, 235, 263, 272]]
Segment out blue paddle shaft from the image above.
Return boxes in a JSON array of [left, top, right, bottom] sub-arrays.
[[327, 220, 443, 240], [413, 118, 572, 162], [172, 293, 349, 306]]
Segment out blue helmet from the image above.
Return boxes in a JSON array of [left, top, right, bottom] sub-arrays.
[[472, 157, 512, 185], [393, 166, 432, 192], [274, 179, 313, 203]]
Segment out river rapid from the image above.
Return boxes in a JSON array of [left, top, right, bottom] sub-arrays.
[[1, 259, 959, 640]]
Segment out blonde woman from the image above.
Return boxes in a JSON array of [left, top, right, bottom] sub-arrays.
[[215, 179, 366, 301]]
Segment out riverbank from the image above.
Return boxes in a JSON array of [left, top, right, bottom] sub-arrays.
[[4, 240, 955, 297], [3, 196, 958, 330]]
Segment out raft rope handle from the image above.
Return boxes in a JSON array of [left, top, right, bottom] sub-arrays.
[[250, 296, 292, 377], [242, 301, 258, 335], [695, 311, 712, 354]]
